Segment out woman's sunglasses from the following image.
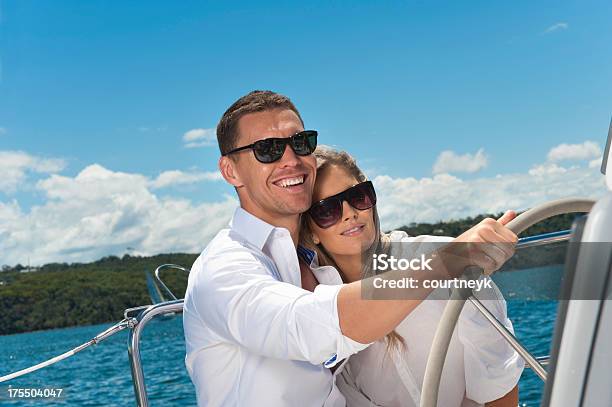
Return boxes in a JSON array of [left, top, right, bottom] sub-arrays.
[[308, 181, 377, 229], [222, 130, 317, 163]]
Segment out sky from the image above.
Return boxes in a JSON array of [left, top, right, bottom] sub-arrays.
[[1, 0, 611, 266]]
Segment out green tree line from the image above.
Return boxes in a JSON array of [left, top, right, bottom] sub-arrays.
[[396, 211, 582, 237], [0, 254, 196, 335], [0, 212, 583, 335]]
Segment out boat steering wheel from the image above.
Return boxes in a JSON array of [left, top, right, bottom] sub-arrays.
[[419, 197, 596, 407]]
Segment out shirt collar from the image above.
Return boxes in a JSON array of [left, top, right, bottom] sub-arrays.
[[296, 245, 316, 265], [229, 207, 277, 250], [229, 207, 344, 285], [297, 246, 345, 285]]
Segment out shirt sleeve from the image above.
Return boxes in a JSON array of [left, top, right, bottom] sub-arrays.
[[458, 278, 524, 403], [191, 245, 369, 366]]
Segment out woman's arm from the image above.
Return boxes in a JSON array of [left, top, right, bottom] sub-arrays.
[[485, 385, 518, 407]]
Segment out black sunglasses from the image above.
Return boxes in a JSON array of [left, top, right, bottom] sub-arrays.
[[308, 181, 377, 229], [222, 130, 318, 163]]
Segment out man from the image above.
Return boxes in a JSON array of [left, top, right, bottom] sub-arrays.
[[183, 90, 518, 406]]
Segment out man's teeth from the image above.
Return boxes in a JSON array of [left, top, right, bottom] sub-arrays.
[[277, 176, 304, 188]]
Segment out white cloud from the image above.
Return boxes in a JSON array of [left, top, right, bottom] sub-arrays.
[[544, 22, 569, 34], [432, 148, 488, 175], [0, 127, 6, 135], [375, 162, 605, 230], [183, 128, 216, 148], [528, 163, 568, 177], [0, 150, 67, 193], [151, 169, 222, 189], [1, 164, 237, 266], [2, 140, 607, 266], [37, 164, 149, 201], [547, 141, 601, 162], [589, 157, 603, 169]]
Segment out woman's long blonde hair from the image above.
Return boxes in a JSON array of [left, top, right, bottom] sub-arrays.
[[300, 145, 405, 351]]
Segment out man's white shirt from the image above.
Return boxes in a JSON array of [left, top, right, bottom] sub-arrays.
[[183, 207, 369, 407]]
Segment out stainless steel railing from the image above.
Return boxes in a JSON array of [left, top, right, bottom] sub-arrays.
[[515, 229, 571, 249], [154, 264, 190, 301], [127, 300, 185, 407], [468, 296, 548, 380]]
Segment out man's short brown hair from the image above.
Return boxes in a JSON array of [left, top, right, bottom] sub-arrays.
[[217, 90, 304, 155]]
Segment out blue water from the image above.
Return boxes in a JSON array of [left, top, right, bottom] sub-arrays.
[[0, 267, 561, 406], [508, 300, 558, 406], [0, 318, 196, 406]]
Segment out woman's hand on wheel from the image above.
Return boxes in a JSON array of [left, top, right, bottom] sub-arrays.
[[442, 210, 519, 277]]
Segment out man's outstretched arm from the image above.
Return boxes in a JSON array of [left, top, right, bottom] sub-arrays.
[[191, 213, 517, 364], [337, 212, 518, 344]]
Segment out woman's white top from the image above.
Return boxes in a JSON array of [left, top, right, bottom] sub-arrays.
[[337, 231, 524, 407]]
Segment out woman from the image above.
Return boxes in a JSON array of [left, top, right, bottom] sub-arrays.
[[300, 146, 523, 407]]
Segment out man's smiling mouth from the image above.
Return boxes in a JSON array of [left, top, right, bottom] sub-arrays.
[[273, 175, 305, 188]]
